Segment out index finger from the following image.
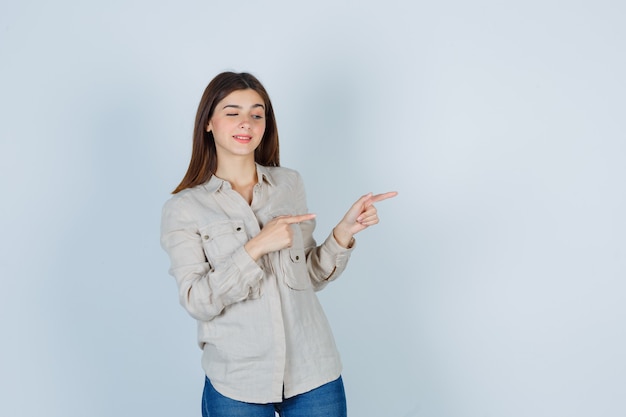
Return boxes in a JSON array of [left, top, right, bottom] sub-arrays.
[[369, 191, 398, 204], [283, 213, 317, 224]]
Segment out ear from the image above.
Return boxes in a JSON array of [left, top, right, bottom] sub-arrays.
[[206, 120, 212, 133]]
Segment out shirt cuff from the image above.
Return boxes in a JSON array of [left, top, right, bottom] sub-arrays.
[[322, 232, 355, 266]]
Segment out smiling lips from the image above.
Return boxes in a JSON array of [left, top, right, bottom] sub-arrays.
[[233, 135, 252, 144]]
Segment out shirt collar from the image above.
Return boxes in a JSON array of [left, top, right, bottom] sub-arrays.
[[202, 163, 275, 194], [255, 164, 275, 187]]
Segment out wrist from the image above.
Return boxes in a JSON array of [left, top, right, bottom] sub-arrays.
[[333, 225, 354, 249], [244, 240, 263, 261]]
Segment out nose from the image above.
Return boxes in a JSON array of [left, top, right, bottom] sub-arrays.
[[239, 117, 252, 129]]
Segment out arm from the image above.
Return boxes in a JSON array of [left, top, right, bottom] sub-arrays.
[[306, 187, 399, 289], [160, 199, 264, 322], [291, 173, 356, 290]]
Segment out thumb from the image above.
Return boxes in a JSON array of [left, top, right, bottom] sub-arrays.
[[355, 192, 373, 207]]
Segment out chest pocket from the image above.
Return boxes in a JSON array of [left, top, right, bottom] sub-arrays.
[[279, 223, 311, 290], [199, 220, 247, 262]]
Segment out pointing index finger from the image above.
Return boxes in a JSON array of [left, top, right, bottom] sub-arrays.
[[369, 191, 398, 204], [284, 213, 317, 224]]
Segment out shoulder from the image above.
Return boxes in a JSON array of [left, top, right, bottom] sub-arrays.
[[264, 165, 303, 186], [161, 184, 209, 217]]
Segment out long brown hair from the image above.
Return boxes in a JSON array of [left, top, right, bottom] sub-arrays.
[[172, 72, 280, 194]]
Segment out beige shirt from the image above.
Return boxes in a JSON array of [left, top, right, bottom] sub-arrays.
[[160, 164, 354, 403]]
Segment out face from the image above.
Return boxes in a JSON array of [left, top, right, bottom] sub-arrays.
[[207, 89, 266, 161]]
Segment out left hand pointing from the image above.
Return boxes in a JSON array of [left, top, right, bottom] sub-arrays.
[[333, 191, 398, 247]]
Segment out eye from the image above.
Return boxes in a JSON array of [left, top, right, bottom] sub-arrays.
[[226, 113, 238, 116], [252, 114, 264, 120]]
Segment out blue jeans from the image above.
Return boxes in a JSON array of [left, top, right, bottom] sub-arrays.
[[201, 376, 347, 417]]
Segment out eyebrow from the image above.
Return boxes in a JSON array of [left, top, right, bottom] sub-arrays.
[[222, 104, 265, 110]]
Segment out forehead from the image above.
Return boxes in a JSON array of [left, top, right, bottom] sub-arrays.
[[218, 89, 264, 106]]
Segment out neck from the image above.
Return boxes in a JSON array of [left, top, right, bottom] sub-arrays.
[[215, 157, 257, 188]]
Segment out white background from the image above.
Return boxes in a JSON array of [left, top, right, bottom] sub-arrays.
[[1, 1, 625, 416]]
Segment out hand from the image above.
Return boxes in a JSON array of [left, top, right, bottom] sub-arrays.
[[333, 191, 398, 248], [245, 213, 316, 260]]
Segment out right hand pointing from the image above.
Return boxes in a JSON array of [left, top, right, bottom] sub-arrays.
[[244, 213, 316, 261]]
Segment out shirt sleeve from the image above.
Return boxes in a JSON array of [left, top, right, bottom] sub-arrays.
[[293, 172, 355, 291], [160, 197, 264, 321]]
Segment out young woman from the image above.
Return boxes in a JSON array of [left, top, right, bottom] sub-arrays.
[[160, 71, 396, 417]]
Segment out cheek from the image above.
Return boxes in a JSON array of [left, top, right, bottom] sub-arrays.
[[257, 121, 267, 135], [210, 119, 231, 134]]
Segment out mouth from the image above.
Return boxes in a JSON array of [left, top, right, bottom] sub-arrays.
[[233, 135, 252, 144]]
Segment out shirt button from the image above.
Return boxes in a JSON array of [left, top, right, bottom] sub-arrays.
[[203, 235, 209, 240], [236, 227, 242, 231], [295, 255, 300, 261]]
